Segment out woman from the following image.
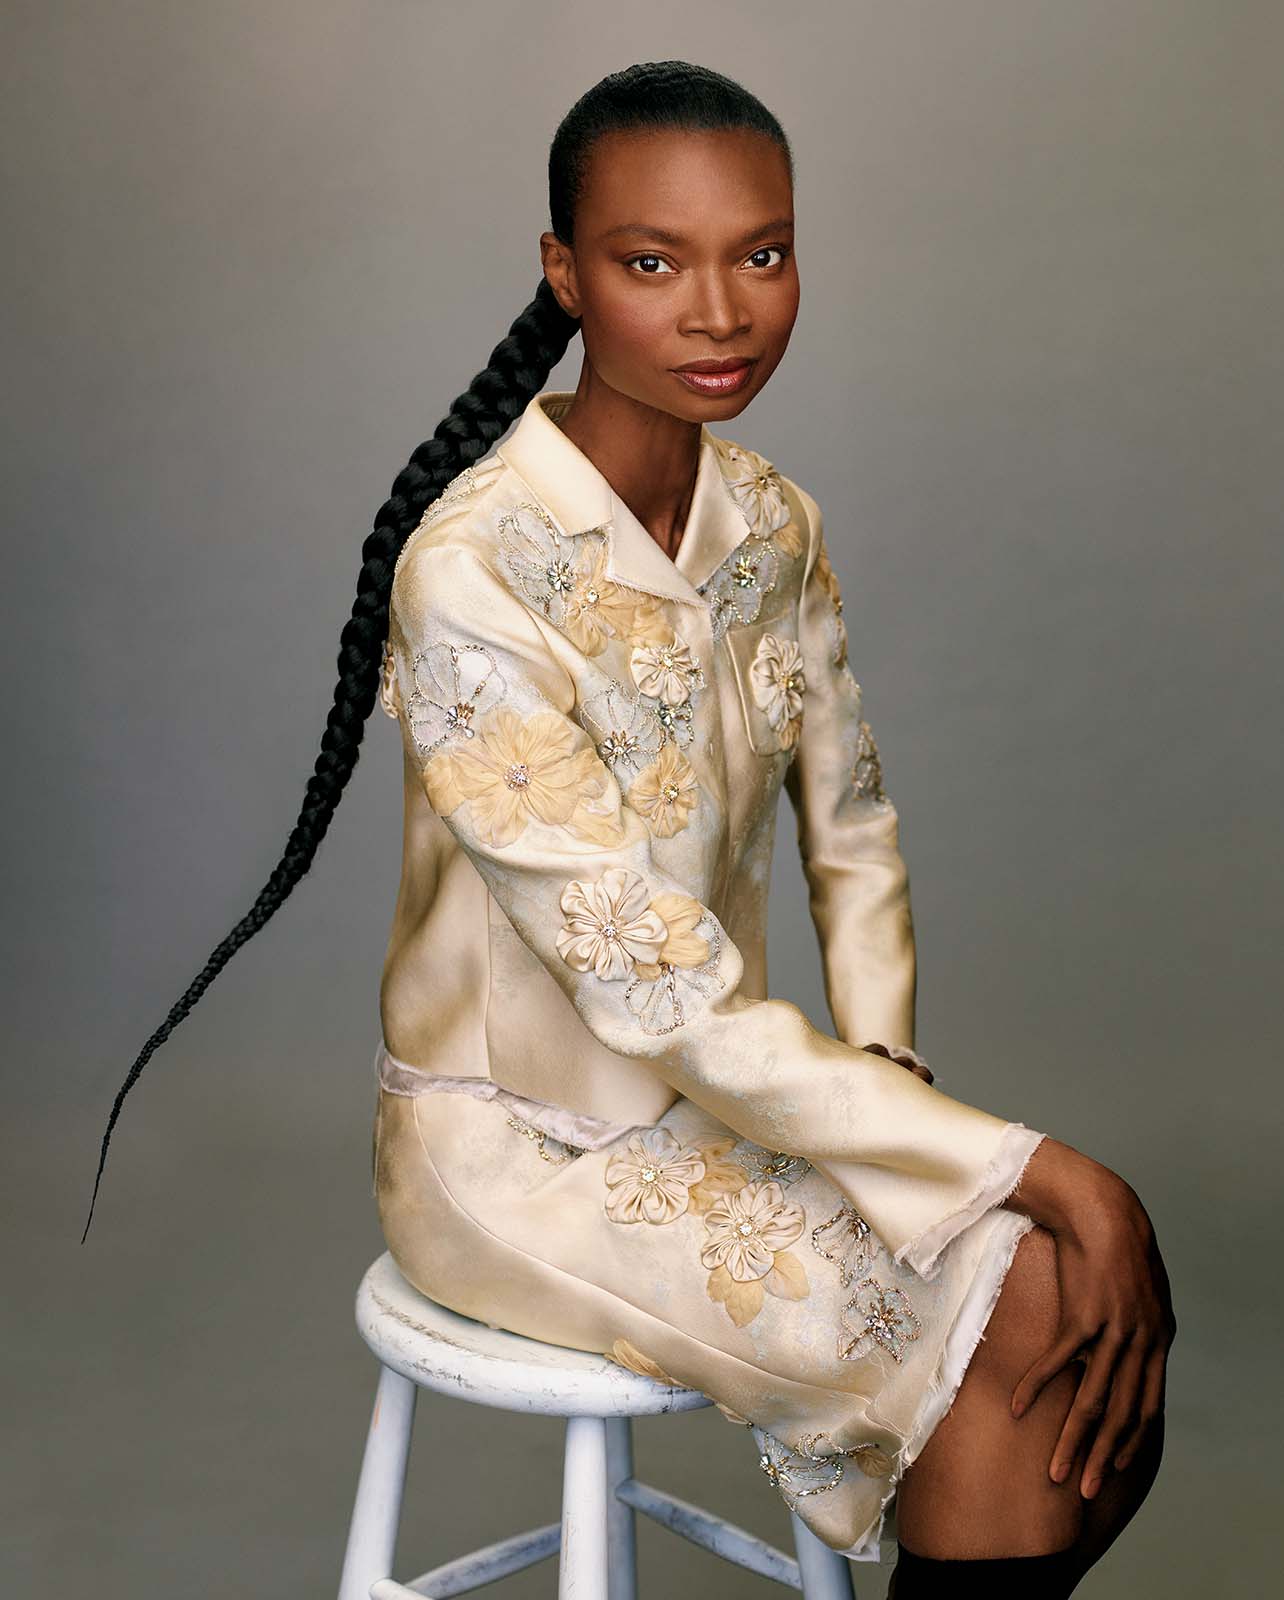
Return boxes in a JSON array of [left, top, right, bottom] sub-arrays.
[[87, 61, 1174, 1592]]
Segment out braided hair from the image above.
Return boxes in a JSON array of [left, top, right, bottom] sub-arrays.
[[83, 60, 793, 1240]]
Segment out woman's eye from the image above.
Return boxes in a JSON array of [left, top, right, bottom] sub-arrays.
[[625, 254, 676, 275], [745, 246, 788, 269]]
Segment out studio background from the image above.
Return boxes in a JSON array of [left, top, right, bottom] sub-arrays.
[[3, 2, 1279, 1595]]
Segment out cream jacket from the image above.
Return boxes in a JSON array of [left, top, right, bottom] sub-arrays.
[[376, 389, 1043, 1279]]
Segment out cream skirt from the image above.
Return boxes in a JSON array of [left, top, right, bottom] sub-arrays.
[[372, 1058, 1036, 1562]]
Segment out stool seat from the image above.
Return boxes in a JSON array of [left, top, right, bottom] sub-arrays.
[[339, 1253, 857, 1599], [356, 1252, 710, 1418]]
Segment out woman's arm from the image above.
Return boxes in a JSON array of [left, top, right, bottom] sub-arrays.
[[782, 485, 929, 1069], [390, 530, 1047, 1280]]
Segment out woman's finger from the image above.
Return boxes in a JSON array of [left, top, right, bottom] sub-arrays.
[[1049, 1329, 1128, 1488], [1113, 1344, 1169, 1471], [1079, 1332, 1145, 1498], [1011, 1323, 1095, 1419]]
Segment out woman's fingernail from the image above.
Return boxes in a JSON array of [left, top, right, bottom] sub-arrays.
[[1082, 1476, 1099, 1498], [1052, 1461, 1069, 1483], [1012, 1399, 1025, 1419]]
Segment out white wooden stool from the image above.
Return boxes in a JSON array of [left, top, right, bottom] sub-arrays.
[[339, 1253, 857, 1598]]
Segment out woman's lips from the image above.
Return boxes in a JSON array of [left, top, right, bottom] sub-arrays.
[[672, 360, 755, 396]]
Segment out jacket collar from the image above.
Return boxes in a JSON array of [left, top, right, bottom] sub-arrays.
[[494, 389, 751, 607]]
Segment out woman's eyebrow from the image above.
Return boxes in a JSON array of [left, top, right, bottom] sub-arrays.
[[601, 216, 795, 248]]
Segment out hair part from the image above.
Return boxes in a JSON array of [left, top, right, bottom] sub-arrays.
[[84, 59, 791, 1241]]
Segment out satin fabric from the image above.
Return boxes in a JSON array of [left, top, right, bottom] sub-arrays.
[[371, 389, 1045, 1558]]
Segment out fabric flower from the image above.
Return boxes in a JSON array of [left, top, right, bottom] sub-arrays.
[[555, 866, 668, 980], [603, 1128, 707, 1224], [682, 1134, 751, 1216], [703, 1179, 811, 1328], [624, 898, 725, 1036], [422, 706, 623, 848], [749, 632, 806, 749], [702, 1180, 806, 1283], [628, 743, 700, 837], [716, 440, 794, 544], [814, 535, 845, 614], [565, 540, 671, 655], [378, 638, 401, 720], [629, 630, 704, 706], [605, 1337, 687, 1388]]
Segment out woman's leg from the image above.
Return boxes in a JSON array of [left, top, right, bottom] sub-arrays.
[[893, 1223, 1164, 1569]]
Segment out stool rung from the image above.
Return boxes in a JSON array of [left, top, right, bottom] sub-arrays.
[[371, 1519, 561, 1599], [616, 1478, 803, 1589]]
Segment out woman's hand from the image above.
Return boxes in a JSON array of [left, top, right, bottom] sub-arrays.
[[863, 1041, 935, 1085], [1004, 1136, 1176, 1499]]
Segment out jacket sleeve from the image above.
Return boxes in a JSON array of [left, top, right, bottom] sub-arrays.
[[782, 487, 927, 1072], [390, 535, 1045, 1280]]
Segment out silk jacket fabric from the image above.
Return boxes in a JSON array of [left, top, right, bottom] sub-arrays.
[[376, 389, 1044, 1280]]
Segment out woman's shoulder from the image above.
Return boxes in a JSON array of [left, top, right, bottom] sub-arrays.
[[707, 429, 821, 561]]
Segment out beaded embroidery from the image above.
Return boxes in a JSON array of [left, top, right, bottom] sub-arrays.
[[623, 914, 725, 1035], [753, 1427, 896, 1506], [731, 1142, 813, 1188], [504, 1111, 584, 1166], [404, 640, 506, 759], [810, 1203, 875, 1288], [839, 1276, 923, 1365], [850, 717, 887, 803], [698, 534, 781, 643]]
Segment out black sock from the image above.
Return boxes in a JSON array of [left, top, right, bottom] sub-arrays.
[[888, 1540, 1084, 1598]]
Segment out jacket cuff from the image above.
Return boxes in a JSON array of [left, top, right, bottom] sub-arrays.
[[892, 1122, 1047, 1280]]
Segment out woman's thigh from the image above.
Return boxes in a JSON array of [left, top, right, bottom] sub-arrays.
[[893, 1224, 1089, 1558]]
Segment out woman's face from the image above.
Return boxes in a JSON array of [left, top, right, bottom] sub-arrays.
[[543, 126, 799, 422]]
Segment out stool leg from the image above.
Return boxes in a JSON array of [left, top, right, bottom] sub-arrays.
[[603, 1416, 637, 1600], [791, 1509, 857, 1600], [338, 1364, 417, 1600], [560, 1415, 610, 1599]]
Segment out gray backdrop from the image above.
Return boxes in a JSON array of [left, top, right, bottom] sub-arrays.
[[4, 2, 1279, 1595]]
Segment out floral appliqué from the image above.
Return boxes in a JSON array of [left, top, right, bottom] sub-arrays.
[[497, 501, 670, 656], [749, 632, 806, 750], [627, 742, 700, 838], [630, 629, 705, 707], [715, 439, 804, 559], [701, 1180, 811, 1329], [603, 1128, 707, 1224], [555, 867, 726, 1035], [813, 534, 849, 668], [422, 703, 624, 848]]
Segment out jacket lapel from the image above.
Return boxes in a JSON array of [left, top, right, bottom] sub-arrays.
[[495, 390, 751, 609]]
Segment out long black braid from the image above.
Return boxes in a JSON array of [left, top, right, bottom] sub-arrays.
[[83, 58, 791, 1240]]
